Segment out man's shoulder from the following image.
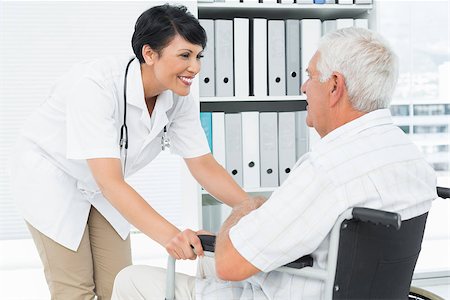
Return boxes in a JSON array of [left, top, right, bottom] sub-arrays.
[[310, 123, 426, 184]]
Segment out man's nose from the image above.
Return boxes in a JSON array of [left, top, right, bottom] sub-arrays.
[[300, 80, 307, 95]]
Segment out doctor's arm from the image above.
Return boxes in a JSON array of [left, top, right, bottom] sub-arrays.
[[184, 153, 248, 208], [214, 197, 266, 281], [87, 157, 204, 259]]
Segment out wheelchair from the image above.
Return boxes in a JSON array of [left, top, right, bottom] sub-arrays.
[[165, 187, 449, 300]]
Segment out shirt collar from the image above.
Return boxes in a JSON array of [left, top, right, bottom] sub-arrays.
[[313, 108, 394, 151]]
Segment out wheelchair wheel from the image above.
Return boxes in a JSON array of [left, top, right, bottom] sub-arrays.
[[408, 286, 445, 300]]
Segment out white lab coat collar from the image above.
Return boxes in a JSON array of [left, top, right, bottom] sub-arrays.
[[125, 58, 174, 150]]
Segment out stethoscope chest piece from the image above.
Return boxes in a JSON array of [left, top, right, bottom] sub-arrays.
[[161, 126, 170, 151]]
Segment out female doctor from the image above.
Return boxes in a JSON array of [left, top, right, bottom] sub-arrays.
[[10, 4, 247, 299]]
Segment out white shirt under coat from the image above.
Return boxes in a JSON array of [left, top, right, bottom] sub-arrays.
[[196, 109, 437, 300], [10, 56, 210, 251]]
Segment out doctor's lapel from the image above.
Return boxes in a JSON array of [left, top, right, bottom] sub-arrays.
[[140, 90, 173, 152], [124, 58, 173, 153]]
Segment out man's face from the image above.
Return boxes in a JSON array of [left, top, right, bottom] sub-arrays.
[[301, 52, 331, 137]]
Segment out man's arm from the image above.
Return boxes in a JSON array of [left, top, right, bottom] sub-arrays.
[[214, 197, 266, 281], [184, 153, 248, 207]]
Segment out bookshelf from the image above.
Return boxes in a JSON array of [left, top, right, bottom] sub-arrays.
[[196, 1, 374, 232]]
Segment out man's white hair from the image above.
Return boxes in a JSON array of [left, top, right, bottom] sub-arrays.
[[316, 27, 399, 112]]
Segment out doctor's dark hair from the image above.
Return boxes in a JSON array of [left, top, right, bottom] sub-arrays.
[[132, 4, 207, 63]]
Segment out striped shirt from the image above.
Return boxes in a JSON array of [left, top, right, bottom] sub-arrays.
[[196, 109, 437, 300]]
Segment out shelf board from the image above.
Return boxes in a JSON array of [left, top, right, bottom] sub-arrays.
[[198, 3, 372, 20], [200, 97, 307, 112], [201, 187, 278, 197], [200, 95, 306, 102], [202, 189, 275, 205]]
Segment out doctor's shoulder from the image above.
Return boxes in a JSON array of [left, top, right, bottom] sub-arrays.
[[60, 56, 126, 94]]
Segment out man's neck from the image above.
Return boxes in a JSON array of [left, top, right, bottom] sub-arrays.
[[323, 104, 366, 138]]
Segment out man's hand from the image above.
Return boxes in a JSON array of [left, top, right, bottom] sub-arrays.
[[214, 196, 267, 281]]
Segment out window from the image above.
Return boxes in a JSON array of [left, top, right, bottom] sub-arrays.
[[378, 0, 450, 183], [432, 162, 449, 171], [413, 125, 448, 134], [414, 104, 450, 116], [398, 125, 410, 134], [421, 145, 449, 154], [391, 105, 410, 116]]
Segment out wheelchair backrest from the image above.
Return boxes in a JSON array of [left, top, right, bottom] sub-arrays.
[[333, 212, 428, 299]]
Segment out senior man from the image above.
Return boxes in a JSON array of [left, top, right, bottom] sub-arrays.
[[112, 27, 437, 300]]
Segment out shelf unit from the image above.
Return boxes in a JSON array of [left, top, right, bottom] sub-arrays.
[[197, 2, 374, 233]]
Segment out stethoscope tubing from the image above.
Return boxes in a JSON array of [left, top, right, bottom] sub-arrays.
[[120, 57, 169, 173]]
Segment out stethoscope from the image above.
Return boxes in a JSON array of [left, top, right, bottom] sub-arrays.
[[119, 57, 170, 172]]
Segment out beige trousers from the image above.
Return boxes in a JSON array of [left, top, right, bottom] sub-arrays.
[[27, 206, 132, 300], [111, 257, 216, 299], [112, 265, 196, 300]]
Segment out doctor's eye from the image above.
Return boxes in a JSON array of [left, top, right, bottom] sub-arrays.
[[180, 53, 190, 59]]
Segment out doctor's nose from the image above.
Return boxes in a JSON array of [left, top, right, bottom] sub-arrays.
[[187, 59, 201, 75]]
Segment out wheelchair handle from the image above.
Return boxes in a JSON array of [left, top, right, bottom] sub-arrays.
[[198, 234, 216, 252]]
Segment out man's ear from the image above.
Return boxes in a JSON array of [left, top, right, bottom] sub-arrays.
[[329, 72, 345, 107], [141, 45, 157, 65]]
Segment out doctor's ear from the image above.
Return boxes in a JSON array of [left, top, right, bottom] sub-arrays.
[[142, 45, 158, 65]]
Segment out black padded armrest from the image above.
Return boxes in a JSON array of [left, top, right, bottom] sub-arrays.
[[437, 186, 450, 199], [198, 235, 313, 269], [352, 207, 401, 230], [283, 255, 313, 269], [198, 234, 216, 252]]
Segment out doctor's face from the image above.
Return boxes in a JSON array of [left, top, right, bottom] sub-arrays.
[[151, 34, 203, 96]]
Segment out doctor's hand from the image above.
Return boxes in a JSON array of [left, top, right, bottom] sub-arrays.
[[165, 229, 204, 260]]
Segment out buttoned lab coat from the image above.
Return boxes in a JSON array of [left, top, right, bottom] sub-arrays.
[[10, 57, 210, 251]]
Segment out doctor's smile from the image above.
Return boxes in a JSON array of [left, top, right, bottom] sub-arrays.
[[178, 75, 195, 86]]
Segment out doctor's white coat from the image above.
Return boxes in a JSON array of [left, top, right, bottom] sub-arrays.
[[10, 56, 210, 251]]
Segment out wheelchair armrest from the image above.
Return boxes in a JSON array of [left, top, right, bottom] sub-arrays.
[[437, 186, 450, 199], [351, 207, 401, 230], [198, 235, 313, 269], [283, 255, 313, 269]]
